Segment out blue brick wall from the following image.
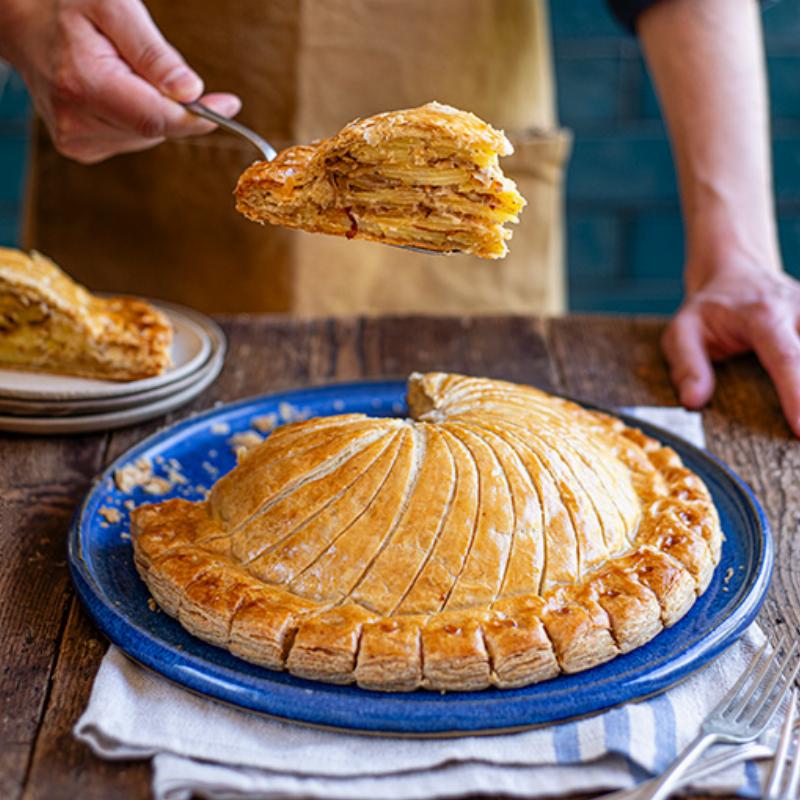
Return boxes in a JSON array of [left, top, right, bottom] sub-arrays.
[[2, 3, 799, 315], [0, 66, 30, 247], [553, 0, 800, 313]]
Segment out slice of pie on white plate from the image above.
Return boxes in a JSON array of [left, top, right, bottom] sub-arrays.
[[0, 247, 172, 381], [235, 102, 526, 259]]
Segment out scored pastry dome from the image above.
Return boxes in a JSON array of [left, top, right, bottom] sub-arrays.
[[234, 102, 525, 259], [132, 373, 721, 692]]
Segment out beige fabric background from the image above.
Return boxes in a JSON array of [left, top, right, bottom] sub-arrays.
[[25, 0, 569, 315]]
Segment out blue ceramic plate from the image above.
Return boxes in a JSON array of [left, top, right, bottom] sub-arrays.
[[69, 381, 772, 736]]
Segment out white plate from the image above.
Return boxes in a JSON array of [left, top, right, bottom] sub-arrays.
[[0, 314, 225, 416], [0, 304, 211, 401], [0, 344, 225, 416], [0, 345, 225, 434]]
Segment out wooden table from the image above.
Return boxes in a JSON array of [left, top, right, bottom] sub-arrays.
[[3, 314, 797, 800]]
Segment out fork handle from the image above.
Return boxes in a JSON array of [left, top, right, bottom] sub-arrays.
[[637, 732, 718, 800], [181, 101, 277, 161]]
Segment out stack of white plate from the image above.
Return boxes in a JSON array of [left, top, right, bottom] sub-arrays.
[[0, 302, 226, 434]]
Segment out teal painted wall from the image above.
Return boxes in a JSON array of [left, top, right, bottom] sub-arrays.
[[0, 67, 30, 247], [0, 1, 798, 313], [553, 0, 800, 313]]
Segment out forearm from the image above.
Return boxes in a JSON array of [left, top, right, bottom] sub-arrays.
[[638, 0, 781, 291]]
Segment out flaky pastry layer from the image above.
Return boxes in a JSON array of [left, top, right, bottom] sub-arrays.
[[132, 373, 721, 692]]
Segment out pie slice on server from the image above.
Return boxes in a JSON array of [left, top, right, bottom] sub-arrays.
[[235, 102, 526, 259]]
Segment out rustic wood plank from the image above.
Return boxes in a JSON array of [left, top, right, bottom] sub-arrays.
[[360, 314, 556, 388], [0, 434, 107, 800], [22, 600, 150, 800], [699, 355, 800, 642], [548, 315, 676, 406]]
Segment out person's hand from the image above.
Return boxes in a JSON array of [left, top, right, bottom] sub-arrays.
[[0, 0, 241, 163], [662, 265, 800, 435]]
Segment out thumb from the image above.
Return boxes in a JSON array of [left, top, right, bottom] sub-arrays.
[[661, 311, 715, 409], [87, 0, 203, 101]]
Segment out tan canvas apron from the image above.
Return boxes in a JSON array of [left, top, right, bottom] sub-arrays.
[[25, 0, 570, 315]]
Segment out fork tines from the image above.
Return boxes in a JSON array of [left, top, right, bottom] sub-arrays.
[[766, 688, 800, 800], [715, 636, 800, 735]]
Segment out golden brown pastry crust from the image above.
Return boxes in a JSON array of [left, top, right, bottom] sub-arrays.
[[0, 247, 172, 381], [234, 102, 525, 259], [132, 373, 722, 692]]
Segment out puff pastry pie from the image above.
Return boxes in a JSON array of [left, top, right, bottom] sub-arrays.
[[132, 373, 721, 692], [0, 247, 172, 381], [235, 102, 525, 259]]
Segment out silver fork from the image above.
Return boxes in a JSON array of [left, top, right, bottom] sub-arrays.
[[638, 636, 800, 800], [765, 688, 800, 800], [181, 100, 453, 256], [604, 688, 800, 800], [601, 742, 774, 800]]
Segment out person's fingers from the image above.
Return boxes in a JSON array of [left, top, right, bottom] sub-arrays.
[[661, 311, 715, 409], [85, 0, 203, 102], [48, 86, 241, 161], [49, 11, 241, 155], [48, 111, 164, 162], [85, 59, 240, 140], [196, 92, 242, 119], [750, 315, 800, 436], [68, 93, 239, 160], [67, 135, 166, 163]]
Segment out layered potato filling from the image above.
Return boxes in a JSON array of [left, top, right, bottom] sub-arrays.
[[235, 103, 526, 259]]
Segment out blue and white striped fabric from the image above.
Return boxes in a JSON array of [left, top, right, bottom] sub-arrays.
[[74, 408, 768, 800]]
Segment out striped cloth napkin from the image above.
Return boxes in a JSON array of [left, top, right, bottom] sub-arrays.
[[73, 407, 767, 800]]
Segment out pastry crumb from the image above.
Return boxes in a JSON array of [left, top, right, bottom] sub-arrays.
[[99, 506, 122, 524], [115, 457, 155, 493], [165, 463, 188, 486], [252, 413, 279, 433], [120, 532, 131, 540], [211, 421, 231, 435], [723, 567, 734, 584], [202, 461, 219, 477], [147, 597, 160, 612], [142, 476, 174, 495], [114, 456, 183, 495], [123, 499, 135, 511], [279, 402, 310, 423], [228, 431, 264, 460]]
